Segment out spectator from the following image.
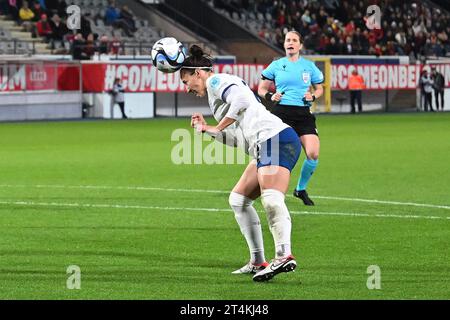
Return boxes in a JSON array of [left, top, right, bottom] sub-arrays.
[[275, 9, 285, 28], [7, 0, 20, 21], [36, 13, 52, 40], [31, 0, 44, 22], [104, 1, 133, 37], [324, 36, 339, 54], [120, 5, 137, 33], [395, 30, 407, 47], [109, 36, 121, 55], [431, 66, 445, 111], [19, 1, 37, 36], [385, 41, 397, 55], [71, 33, 89, 60], [316, 7, 328, 27], [83, 33, 96, 59], [348, 69, 365, 113], [303, 30, 320, 53], [344, 20, 355, 36], [19, 1, 34, 21], [98, 34, 109, 55], [301, 9, 311, 25], [37, 0, 45, 10], [79, 14, 92, 39], [258, 25, 269, 41], [105, 1, 120, 26], [48, 13, 68, 41], [109, 78, 127, 119], [344, 36, 354, 54], [419, 70, 434, 112]]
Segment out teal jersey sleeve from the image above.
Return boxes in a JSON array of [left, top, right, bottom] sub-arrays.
[[310, 61, 324, 84], [261, 60, 277, 81]]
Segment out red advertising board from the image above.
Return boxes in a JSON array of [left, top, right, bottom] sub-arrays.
[[80, 63, 266, 93], [332, 64, 450, 90], [26, 63, 57, 91], [0, 62, 80, 92], [1, 61, 448, 93]]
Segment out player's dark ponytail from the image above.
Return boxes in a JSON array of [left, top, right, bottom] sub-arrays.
[[189, 45, 205, 60], [181, 45, 213, 76]]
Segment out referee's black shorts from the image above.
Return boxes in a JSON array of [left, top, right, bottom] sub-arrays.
[[269, 104, 318, 137]]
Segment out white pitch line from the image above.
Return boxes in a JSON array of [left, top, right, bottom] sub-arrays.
[[311, 195, 450, 210], [0, 184, 228, 194], [0, 200, 227, 212], [0, 200, 449, 221], [0, 183, 449, 211], [290, 210, 450, 220]]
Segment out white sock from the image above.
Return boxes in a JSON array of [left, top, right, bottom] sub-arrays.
[[260, 189, 292, 259], [229, 192, 266, 265]]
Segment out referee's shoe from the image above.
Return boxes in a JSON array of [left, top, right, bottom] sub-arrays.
[[293, 189, 315, 206]]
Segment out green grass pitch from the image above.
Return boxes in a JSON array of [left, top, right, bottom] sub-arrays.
[[0, 113, 449, 299]]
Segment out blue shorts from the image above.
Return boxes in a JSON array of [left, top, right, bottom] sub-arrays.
[[256, 127, 301, 172]]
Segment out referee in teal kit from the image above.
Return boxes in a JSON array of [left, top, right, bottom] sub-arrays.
[[258, 31, 324, 206]]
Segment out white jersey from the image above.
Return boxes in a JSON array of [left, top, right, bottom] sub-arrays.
[[206, 73, 289, 158]]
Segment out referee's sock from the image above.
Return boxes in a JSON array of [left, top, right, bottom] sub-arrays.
[[296, 159, 318, 191]]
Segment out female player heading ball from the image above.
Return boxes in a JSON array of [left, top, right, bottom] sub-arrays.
[[181, 45, 301, 282], [258, 31, 324, 206]]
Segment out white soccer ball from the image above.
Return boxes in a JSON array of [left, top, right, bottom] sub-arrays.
[[151, 37, 186, 73]]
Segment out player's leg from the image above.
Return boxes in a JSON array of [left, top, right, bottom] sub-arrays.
[[258, 165, 292, 256], [253, 128, 301, 281], [294, 134, 319, 206], [230, 160, 268, 274], [254, 166, 297, 282]]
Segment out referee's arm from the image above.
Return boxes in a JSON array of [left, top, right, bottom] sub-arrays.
[[310, 83, 324, 100], [258, 75, 283, 102]]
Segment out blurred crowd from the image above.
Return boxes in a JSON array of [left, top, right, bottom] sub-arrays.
[[216, 0, 450, 59], [0, 0, 137, 58]]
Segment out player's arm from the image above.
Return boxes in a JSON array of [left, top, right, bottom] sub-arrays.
[[191, 113, 223, 136], [202, 117, 236, 136], [198, 85, 250, 135], [191, 112, 206, 128]]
